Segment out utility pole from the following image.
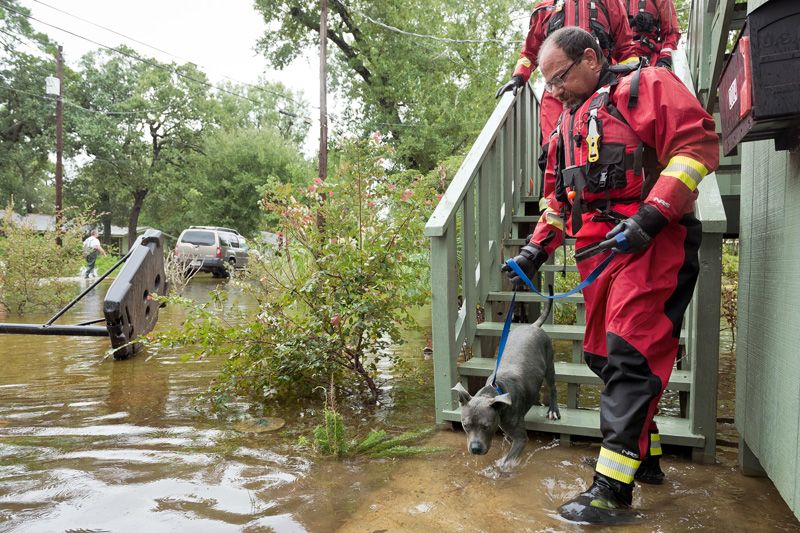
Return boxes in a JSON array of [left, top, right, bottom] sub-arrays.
[[319, 0, 328, 182], [53, 45, 64, 245]]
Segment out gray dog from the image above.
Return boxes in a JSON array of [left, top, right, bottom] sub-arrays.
[[453, 295, 560, 465]]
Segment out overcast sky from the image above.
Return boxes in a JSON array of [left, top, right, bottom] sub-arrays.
[[22, 0, 324, 154]]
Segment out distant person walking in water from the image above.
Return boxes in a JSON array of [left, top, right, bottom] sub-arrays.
[[82, 229, 106, 278]]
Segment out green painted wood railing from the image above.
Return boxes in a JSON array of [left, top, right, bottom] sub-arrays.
[[424, 83, 542, 423]]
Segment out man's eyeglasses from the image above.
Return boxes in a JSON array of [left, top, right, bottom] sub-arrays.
[[544, 58, 582, 93]]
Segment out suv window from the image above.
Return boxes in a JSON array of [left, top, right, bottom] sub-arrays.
[[219, 233, 231, 246], [181, 230, 216, 246]]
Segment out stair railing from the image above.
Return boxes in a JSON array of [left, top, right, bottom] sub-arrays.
[[424, 84, 542, 424]]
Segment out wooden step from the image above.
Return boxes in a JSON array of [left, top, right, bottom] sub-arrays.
[[458, 358, 691, 392], [476, 322, 585, 340], [487, 290, 584, 304], [512, 214, 540, 224], [520, 195, 541, 204], [540, 264, 579, 273], [441, 406, 704, 448], [507, 238, 577, 247], [475, 321, 687, 344]]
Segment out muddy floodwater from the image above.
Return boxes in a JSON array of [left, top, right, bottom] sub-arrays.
[[1, 276, 799, 532]]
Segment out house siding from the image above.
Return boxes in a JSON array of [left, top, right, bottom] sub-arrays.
[[738, 137, 800, 520]]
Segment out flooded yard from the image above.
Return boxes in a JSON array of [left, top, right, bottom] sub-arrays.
[[0, 276, 798, 531]]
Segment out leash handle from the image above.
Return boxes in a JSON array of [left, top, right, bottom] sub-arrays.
[[575, 233, 630, 262]]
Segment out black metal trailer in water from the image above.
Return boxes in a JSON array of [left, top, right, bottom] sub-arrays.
[[0, 229, 168, 359]]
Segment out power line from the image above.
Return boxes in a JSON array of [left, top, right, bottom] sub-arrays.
[[29, 0, 316, 114], [0, 0, 319, 123], [1, 80, 157, 116], [344, 4, 523, 47], [0, 26, 47, 57]]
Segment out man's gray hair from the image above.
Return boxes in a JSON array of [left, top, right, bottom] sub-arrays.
[[538, 27, 605, 65]]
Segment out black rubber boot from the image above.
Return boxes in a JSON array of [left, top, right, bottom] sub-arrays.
[[558, 473, 637, 525], [635, 455, 665, 484]]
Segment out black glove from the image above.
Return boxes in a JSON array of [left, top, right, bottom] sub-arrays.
[[495, 75, 525, 99], [501, 244, 548, 285], [600, 204, 669, 254], [655, 55, 673, 70]]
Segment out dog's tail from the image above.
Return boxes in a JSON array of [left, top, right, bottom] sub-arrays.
[[532, 284, 554, 328]]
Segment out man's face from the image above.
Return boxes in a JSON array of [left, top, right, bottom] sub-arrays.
[[540, 46, 601, 108]]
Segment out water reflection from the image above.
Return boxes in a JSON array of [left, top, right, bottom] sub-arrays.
[[0, 276, 321, 531]]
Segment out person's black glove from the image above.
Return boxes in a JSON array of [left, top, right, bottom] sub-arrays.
[[501, 244, 548, 285], [495, 75, 525, 99], [655, 55, 673, 70], [599, 204, 669, 254]]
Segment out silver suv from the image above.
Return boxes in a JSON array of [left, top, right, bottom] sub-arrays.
[[175, 227, 249, 277]]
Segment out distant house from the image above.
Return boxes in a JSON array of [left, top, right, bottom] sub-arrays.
[[2, 211, 141, 254], [259, 231, 280, 247]]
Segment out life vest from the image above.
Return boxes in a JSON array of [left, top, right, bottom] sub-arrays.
[[626, 0, 662, 53], [535, 0, 617, 60], [553, 64, 660, 233]]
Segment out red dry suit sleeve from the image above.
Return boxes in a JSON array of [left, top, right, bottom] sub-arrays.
[[528, 129, 565, 256], [656, 0, 680, 61], [512, 1, 554, 82], [607, 0, 639, 64], [612, 68, 719, 222]]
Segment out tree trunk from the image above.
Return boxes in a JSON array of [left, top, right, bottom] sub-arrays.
[[99, 191, 112, 244], [128, 189, 148, 248]]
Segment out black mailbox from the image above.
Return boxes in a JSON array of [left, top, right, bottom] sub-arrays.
[[718, 0, 800, 156]]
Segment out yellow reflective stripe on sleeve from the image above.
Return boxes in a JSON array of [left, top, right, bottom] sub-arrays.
[[539, 197, 550, 212], [620, 56, 640, 65], [541, 208, 564, 231], [662, 155, 709, 192], [517, 57, 533, 68], [650, 433, 663, 457], [595, 447, 641, 484]]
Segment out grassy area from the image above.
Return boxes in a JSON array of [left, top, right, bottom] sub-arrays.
[[94, 254, 121, 276]]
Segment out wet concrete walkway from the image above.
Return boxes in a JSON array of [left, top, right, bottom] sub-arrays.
[[337, 431, 800, 532]]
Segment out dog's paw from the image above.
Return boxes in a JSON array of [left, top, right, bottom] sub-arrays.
[[546, 408, 561, 420]]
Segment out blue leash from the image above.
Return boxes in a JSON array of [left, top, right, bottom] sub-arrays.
[[491, 234, 628, 394]]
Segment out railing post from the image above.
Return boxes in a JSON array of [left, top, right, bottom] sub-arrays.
[[462, 187, 478, 344], [431, 224, 459, 426], [689, 230, 723, 463]]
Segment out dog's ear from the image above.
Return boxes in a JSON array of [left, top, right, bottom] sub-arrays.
[[451, 382, 472, 405], [490, 393, 512, 408]]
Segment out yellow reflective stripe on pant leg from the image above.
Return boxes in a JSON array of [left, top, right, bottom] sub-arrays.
[[650, 433, 662, 457], [596, 447, 640, 484]]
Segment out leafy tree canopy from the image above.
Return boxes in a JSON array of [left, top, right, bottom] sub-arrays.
[[254, 0, 523, 171], [0, 0, 61, 214]]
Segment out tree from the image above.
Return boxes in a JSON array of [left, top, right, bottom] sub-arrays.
[[72, 47, 214, 245], [0, 0, 61, 213], [254, 0, 522, 171], [210, 80, 310, 146], [143, 126, 311, 237]]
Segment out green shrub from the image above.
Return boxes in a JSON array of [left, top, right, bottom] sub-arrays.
[[0, 208, 89, 314], [148, 139, 437, 406]]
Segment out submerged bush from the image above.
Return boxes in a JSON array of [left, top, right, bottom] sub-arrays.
[[0, 208, 89, 314], [150, 139, 437, 406], [300, 407, 444, 459]]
